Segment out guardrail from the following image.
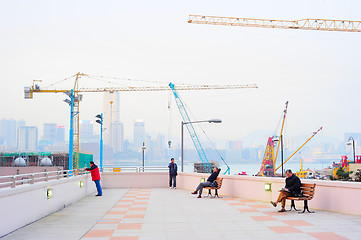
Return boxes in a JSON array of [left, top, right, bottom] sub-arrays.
[[102, 166, 169, 173], [0, 166, 170, 189], [0, 169, 88, 189]]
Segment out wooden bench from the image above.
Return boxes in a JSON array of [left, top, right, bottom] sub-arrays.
[[205, 178, 223, 198], [286, 183, 316, 213]]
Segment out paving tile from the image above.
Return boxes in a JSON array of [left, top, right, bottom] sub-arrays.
[[108, 211, 127, 215], [84, 229, 115, 237], [268, 226, 302, 233], [249, 204, 270, 208], [308, 232, 348, 240], [251, 216, 277, 221], [282, 220, 313, 226], [238, 208, 259, 212], [123, 214, 145, 219], [110, 237, 139, 240], [129, 207, 147, 211], [117, 223, 142, 230]]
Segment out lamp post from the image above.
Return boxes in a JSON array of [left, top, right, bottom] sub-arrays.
[[96, 113, 103, 172], [181, 119, 222, 172], [64, 89, 74, 174], [273, 135, 284, 177], [347, 136, 356, 163], [142, 142, 146, 172]]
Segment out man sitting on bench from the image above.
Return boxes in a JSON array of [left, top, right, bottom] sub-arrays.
[[270, 169, 301, 212], [191, 167, 221, 198]]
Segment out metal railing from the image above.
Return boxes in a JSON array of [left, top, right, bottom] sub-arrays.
[[0, 169, 88, 189], [102, 166, 169, 173]]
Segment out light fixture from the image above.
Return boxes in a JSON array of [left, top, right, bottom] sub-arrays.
[[264, 183, 272, 192], [46, 188, 54, 199], [79, 180, 84, 188]]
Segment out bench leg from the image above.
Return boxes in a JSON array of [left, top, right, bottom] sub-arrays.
[[298, 200, 314, 214], [289, 200, 301, 211], [214, 189, 221, 198], [207, 189, 213, 198]]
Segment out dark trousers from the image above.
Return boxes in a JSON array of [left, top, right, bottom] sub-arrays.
[[169, 175, 176, 187], [94, 180, 102, 195], [196, 181, 212, 195]]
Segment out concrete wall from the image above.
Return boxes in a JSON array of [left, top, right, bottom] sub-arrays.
[[176, 173, 361, 216], [101, 172, 168, 188], [0, 174, 94, 237]]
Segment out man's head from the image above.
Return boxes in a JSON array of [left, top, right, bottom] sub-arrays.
[[213, 167, 219, 173], [285, 169, 293, 178], [171, 158, 174, 163], [89, 161, 94, 167]]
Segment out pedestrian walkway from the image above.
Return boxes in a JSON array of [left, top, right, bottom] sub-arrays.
[[3, 188, 361, 240]]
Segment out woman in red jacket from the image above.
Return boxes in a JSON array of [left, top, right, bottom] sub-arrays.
[[84, 161, 102, 196]]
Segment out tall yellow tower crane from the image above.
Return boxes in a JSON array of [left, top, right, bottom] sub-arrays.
[[24, 72, 258, 170], [188, 14, 361, 32]]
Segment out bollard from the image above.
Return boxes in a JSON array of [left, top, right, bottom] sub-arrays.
[[30, 174, 34, 184], [11, 176, 16, 188]]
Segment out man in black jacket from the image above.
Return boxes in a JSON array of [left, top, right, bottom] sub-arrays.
[[191, 167, 221, 198], [271, 169, 301, 212], [168, 158, 178, 189]]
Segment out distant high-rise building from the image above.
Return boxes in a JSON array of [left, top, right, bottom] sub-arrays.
[[80, 120, 94, 142], [18, 126, 38, 151], [112, 121, 124, 152], [134, 119, 145, 150], [0, 119, 17, 149], [56, 125, 65, 143], [103, 92, 120, 146], [228, 140, 243, 150], [43, 123, 57, 141]]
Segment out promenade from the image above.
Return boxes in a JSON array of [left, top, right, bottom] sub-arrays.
[[2, 188, 361, 240]]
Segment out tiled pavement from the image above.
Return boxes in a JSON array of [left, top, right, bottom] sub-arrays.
[[3, 188, 361, 240]]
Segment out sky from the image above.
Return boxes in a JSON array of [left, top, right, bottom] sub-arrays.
[[0, 0, 361, 148]]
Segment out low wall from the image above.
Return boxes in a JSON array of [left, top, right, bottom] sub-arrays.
[[176, 173, 361, 216], [101, 172, 168, 188], [0, 174, 94, 237]]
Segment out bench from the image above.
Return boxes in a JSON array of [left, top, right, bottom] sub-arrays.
[[286, 183, 316, 213], [205, 178, 223, 198]]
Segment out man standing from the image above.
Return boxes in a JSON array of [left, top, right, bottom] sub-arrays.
[[191, 167, 221, 198], [168, 158, 178, 189], [84, 161, 102, 196], [270, 169, 301, 212]]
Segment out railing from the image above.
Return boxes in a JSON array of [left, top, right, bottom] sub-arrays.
[[102, 166, 168, 173], [0, 169, 88, 189]]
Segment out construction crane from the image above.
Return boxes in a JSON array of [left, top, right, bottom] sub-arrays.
[[24, 72, 258, 170], [188, 15, 361, 32]]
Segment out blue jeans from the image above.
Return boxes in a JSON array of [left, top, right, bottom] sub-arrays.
[[94, 180, 102, 195], [169, 175, 176, 187], [196, 181, 212, 195]]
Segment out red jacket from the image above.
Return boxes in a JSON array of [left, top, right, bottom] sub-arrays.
[[86, 164, 101, 181]]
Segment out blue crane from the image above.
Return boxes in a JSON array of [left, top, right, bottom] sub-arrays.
[[169, 82, 230, 174]]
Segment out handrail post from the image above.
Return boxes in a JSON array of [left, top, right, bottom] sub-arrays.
[[11, 176, 16, 188], [45, 172, 48, 182], [57, 170, 60, 180], [30, 174, 34, 184]]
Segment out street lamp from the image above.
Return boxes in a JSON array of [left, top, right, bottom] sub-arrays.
[[181, 119, 222, 172], [273, 135, 284, 177], [63, 90, 75, 174], [142, 142, 146, 172], [95, 113, 103, 172], [347, 136, 356, 163]]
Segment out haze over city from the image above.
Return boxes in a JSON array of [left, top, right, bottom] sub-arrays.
[[1, 0, 361, 150]]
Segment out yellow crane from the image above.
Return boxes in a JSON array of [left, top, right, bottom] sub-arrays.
[[24, 72, 258, 170], [188, 14, 361, 32]]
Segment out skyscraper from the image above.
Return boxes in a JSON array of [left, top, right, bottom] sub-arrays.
[[18, 126, 38, 151], [56, 125, 65, 143], [43, 123, 57, 141], [80, 120, 94, 142], [112, 121, 124, 153], [134, 119, 145, 150], [103, 92, 120, 147], [0, 119, 17, 150]]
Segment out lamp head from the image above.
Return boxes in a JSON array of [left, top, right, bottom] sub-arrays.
[[208, 119, 222, 123]]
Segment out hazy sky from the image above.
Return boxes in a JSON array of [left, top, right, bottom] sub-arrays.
[[1, 0, 360, 147]]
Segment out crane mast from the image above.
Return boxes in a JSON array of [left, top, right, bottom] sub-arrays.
[[188, 15, 361, 32]]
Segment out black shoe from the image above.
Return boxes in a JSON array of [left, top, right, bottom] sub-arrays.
[[95, 194, 102, 196], [191, 191, 197, 194]]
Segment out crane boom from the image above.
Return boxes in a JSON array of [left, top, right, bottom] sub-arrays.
[[188, 15, 361, 32], [169, 83, 212, 173]]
